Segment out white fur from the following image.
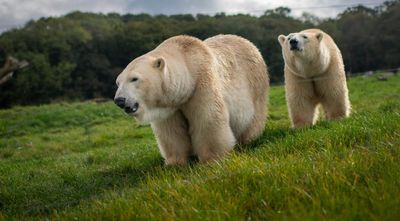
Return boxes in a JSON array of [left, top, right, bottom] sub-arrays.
[[115, 35, 269, 165], [278, 29, 351, 128], [139, 107, 177, 124], [223, 80, 254, 138]]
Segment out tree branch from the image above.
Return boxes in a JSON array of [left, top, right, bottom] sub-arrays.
[[0, 56, 29, 86]]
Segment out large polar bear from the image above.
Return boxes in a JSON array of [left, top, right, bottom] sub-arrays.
[[114, 35, 269, 165], [278, 29, 350, 128]]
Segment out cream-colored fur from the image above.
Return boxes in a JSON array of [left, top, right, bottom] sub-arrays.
[[115, 35, 269, 165], [278, 29, 350, 128]]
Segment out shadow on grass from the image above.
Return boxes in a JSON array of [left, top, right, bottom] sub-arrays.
[[236, 120, 334, 152], [237, 127, 294, 152], [4, 157, 164, 218]]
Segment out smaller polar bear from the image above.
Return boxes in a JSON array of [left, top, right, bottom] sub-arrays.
[[278, 29, 351, 128], [115, 35, 269, 165]]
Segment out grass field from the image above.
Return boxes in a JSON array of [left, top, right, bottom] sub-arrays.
[[0, 75, 399, 220]]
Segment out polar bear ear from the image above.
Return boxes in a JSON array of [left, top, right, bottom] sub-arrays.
[[154, 57, 165, 70], [316, 32, 323, 42], [278, 35, 286, 46]]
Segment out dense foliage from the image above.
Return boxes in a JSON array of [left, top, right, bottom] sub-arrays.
[[0, 1, 399, 107]]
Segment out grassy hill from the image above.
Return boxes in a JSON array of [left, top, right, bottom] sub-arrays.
[[0, 75, 399, 220]]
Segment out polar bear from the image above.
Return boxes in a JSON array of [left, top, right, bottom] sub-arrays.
[[114, 35, 269, 165], [278, 29, 350, 128]]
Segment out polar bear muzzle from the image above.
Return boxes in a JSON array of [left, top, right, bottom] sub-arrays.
[[289, 38, 300, 51], [124, 102, 139, 114], [114, 97, 139, 114]]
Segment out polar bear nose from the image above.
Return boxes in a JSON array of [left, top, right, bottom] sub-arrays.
[[289, 39, 298, 46], [114, 97, 126, 108]]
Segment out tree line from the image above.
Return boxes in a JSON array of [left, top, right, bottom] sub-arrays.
[[0, 0, 399, 107]]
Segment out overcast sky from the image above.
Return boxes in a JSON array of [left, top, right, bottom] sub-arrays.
[[0, 0, 386, 32]]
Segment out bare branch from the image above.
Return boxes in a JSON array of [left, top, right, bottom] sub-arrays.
[[0, 56, 29, 86]]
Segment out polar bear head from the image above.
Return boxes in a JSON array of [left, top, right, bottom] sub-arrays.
[[114, 54, 194, 124], [278, 31, 323, 60]]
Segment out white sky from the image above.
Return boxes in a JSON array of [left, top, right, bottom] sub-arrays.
[[0, 0, 386, 32]]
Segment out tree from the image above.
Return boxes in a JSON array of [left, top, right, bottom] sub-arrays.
[[263, 7, 292, 18], [0, 1, 399, 107]]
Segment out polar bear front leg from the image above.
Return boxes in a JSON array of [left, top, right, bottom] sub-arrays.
[[317, 74, 351, 120], [285, 72, 319, 128], [151, 111, 192, 165], [287, 93, 318, 128], [183, 88, 236, 163]]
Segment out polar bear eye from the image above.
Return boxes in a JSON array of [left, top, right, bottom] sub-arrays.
[[130, 77, 138, 82], [303, 35, 308, 39]]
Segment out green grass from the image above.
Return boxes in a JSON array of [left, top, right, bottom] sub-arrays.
[[0, 75, 399, 221]]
